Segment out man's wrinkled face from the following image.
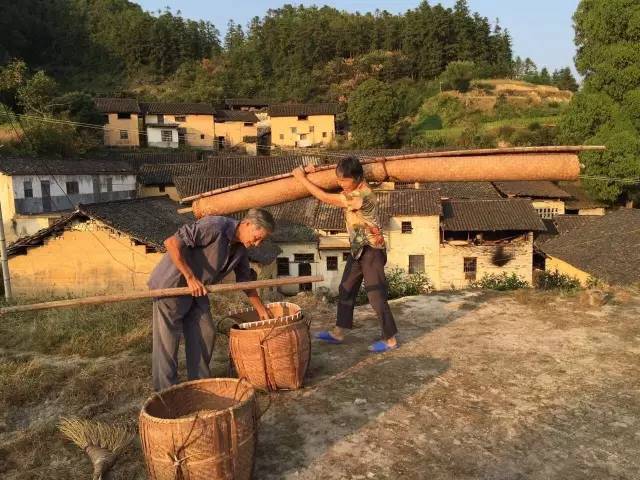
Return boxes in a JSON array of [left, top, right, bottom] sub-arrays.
[[238, 222, 270, 248]]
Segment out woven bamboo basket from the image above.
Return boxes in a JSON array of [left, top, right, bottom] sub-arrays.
[[228, 302, 310, 391], [139, 378, 258, 480]]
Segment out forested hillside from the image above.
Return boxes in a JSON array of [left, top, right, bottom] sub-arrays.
[[1, 0, 513, 100]]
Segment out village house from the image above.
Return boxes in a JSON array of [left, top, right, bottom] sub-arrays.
[[268, 103, 339, 148], [224, 98, 270, 111], [536, 209, 640, 286], [557, 181, 607, 215], [137, 162, 208, 201], [492, 181, 572, 219], [95, 98, 141, 147], [139, 102, 217, 149], [213, 110, 259, 154], [7, 196, 280, 297], [0, 156, 136, 242]]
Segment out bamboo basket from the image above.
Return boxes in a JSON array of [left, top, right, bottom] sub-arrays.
[[139, 378, 259, 480], [228, 302, 310, 391]]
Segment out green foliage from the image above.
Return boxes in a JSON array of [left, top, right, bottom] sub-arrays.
[[347, 79, 398, 147], [552, 67, 579, 92], [357, 267, 431, 304], [536, 270, 582, 292], [622, 89, 640, 132], [51, 92, 103, 125], [472, 273, 530, 291], [510, 126, 559, 147], [528, 121, 542, 131], [457, 119, 497, 148], [474, 81, 496, 93], [421, 95, 466, 127], [440, 61, 476, 93], [558, 91, 619, 144]]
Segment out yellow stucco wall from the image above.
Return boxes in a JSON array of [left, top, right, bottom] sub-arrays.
[[0, 173, 16, 242], [9, 221, 163, 297], [138, 185, 180, 201], [104, 113, 140, 147], [545, 256, 592, 286], [214, 121, 258, 151], [145, 114, 216, 148], [439, 234, 534, 289], [270, 115, 335, 147], [386, 216, 441, 289]]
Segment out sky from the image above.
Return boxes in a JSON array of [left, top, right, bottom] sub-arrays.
[[135, 0, 580, 73]]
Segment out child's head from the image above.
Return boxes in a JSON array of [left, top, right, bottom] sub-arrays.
[[335, 156, 363, 192]]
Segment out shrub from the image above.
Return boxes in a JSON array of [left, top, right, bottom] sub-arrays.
[[528, 121, 542, 131], [357, 267, 431, 305], [548, 101, 560, 108], [535, 270, 581, 292], [421, 94, 465, 127], [472, 273, 529, 291], [474, 81, 496, 93], [440, 61, 476, 93], [497, 125, 516, 140]]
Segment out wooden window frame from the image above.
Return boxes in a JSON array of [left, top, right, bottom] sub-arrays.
[[119, 129, 129, 140], [65, 181, 79, 195], [464, 257, 477, 281], [23, 180, 33, 198], [277, 257, 290, 276], [408, 255, 425, 274], [326, 256, 338, 271], [161, 130, 173, 142], [401, 221, 413, 234]]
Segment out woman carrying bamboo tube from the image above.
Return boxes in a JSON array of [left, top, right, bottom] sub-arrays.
[[292, 157, 398, 353]]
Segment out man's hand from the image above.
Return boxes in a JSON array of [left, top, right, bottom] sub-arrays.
[[186, 276, 208, 297], [292, 166, 307, 180], [258, 307, 273, 321]]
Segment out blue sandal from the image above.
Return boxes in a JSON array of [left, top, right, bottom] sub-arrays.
[[315, 331, 343, 344], [368, 340, 399, 353]]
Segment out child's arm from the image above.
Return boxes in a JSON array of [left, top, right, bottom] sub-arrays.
[[292, 166, 346, 207]]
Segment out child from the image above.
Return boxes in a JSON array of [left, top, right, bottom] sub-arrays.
[[292, 156, 398, 352]]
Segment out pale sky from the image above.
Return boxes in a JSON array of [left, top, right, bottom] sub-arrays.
[[136, 0, 580, 73]]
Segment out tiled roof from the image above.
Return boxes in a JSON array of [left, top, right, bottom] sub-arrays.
[[224, 98, 271, 107], [538, 208, 640, 284], [422, 182, 502, 199], [268, 103, 340, 117], [203, 155, 310, 178], [0, 156, 135, 175], [313, 202, 345, 231], [442, 199, 547, 232], [214, 110, 259, 123], [493, 181, 572, 199], [140, 102, 216, 115], [378, 189, 442, 225], [138, 163, 208, 185], [173, 176, 251, 199], [535, 214, 601, 246], [8, 196, 279, 264], [558, 181, 608, 210], [95, 98, 140, 113]]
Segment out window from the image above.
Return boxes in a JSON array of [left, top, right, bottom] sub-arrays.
[[401, 221, 413, 234], [161, 130, 173, 142], [23, 181, 33, 198], [117, 112, 131, 119], [300, 134, 307, 140], [322, 132, 327, 138], [279, 134, 284, 140], [327, 256, 338, 271], [297, 115, 308, 120], [464, 257, 477, 281], [535, 207, 560, 219], [277, 257, 290, 276], [309, 125, 315, 132], [293, 253, 314, 263], [119, 130, 129, 140], [102, 177, 113, 193], [200, 134, 205, 139], [66, 181, 79, 195], [157, 114, 164, 124], [244, 122, 254, 127], [408, 255, 425, 274], [175, 116, 186, 122], [290, 127, 297, 134], [159, 185, 166, 193], [343, 252, 350, 262]]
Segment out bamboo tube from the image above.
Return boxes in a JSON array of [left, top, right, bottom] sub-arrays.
[[0, 275, 324, 315], [186, 146, 602, 218]]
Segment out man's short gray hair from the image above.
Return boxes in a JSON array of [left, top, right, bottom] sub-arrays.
[[243, 208, 276, 232]]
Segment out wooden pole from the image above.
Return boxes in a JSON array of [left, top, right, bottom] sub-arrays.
[[0, 275, 324, 315], [0, 201, 12, 300]]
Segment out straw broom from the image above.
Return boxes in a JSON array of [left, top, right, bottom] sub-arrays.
[[59, 417, 135, 480]]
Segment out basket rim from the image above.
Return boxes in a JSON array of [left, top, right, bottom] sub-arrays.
[[139, 378, 256, 424], [228, 301, 302, 328]]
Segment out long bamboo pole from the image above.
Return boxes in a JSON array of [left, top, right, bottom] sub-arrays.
[[0, 275, 324, 315]]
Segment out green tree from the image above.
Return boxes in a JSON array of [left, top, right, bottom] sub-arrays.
[[552, 67, 579, 92], [440, 61, 476, 93], [347, 79, 398, 147], [560, 0, 640, 203]]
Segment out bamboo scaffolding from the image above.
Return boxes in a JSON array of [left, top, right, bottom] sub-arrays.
[[0, 275, 324, 315]]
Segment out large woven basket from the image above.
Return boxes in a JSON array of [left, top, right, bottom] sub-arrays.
[[139, 378, 257, 480], [228, 302, 310, 391]]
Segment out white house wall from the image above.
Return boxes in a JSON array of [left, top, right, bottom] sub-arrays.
[[146, 127, 179, 148]]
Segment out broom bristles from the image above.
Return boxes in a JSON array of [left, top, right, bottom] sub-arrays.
[[59, 417, 135, 457]]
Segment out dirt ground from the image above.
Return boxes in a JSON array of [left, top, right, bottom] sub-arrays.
[[1, 287, 640, 479]]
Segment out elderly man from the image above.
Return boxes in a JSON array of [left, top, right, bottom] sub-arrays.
[[148, 208, 275, 391]]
